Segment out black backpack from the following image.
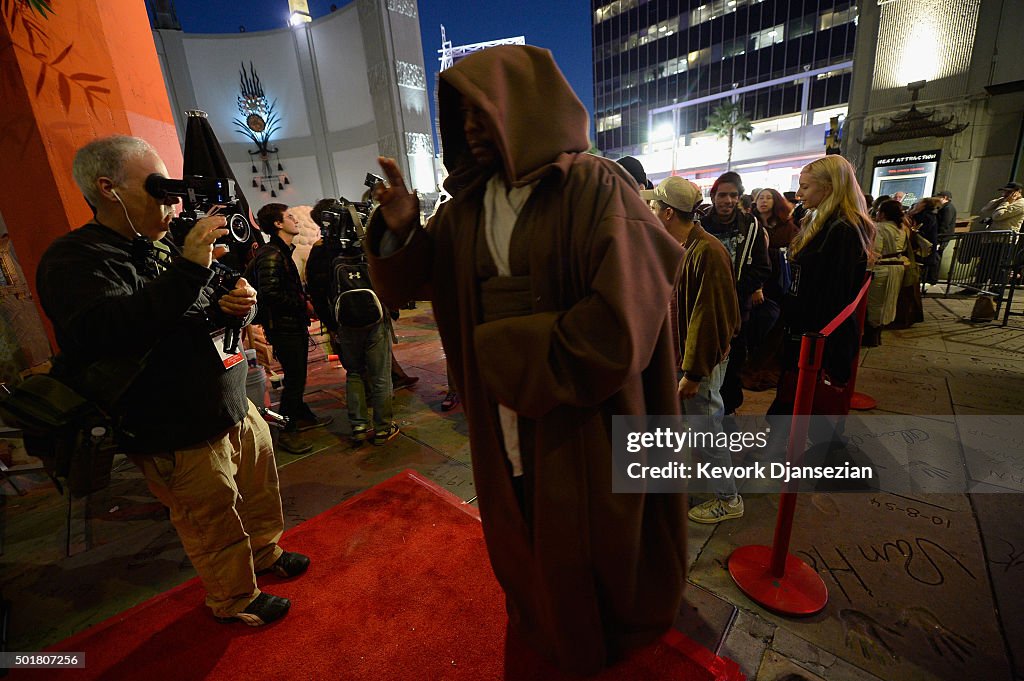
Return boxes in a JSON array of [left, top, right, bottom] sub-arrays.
[[0, 374, 117, 497], [331, 254, 383, 329]]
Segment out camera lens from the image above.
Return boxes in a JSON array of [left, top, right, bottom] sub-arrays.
[[228, 214, 251, 243]]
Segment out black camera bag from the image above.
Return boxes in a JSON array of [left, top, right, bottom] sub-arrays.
[[0, 374, 115, 497]]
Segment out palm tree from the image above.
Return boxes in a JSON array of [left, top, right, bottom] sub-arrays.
[[705, 101, 753, 171]]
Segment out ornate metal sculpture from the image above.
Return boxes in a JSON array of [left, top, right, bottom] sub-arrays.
[[858, 82, 968, 146], [233, 62, 289, 197]]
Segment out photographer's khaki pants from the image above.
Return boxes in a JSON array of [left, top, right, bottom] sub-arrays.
[[131, 401, 284, 618]]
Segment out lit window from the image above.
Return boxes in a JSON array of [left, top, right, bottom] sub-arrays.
[[688, 48, 710, 66], [598, 113, 623, 132], [819, 6, 858, 31], [811, 107, 848, 126], [751, 23, 785, 50], [751, 114, 802, 134], [594, 0, 639, 23]]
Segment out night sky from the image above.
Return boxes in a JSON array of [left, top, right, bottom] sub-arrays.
[[167, 0, 595, 128]]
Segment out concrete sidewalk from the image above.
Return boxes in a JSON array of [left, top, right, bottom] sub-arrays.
[[0, 295, 1021, 680]]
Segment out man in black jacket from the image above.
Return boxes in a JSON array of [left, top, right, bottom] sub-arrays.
[[37, 135, 308, 626], [700, 171, 771, 414], [253, 204, 331, 452]]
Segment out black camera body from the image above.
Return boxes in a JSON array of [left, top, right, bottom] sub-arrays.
[[319, 201, 370, 249], [144, 174, 248, 347], [317, 172, 384, 249], [145, 174, 252, 246]]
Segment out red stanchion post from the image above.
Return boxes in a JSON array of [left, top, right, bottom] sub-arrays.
[[769, 333, 824, 577], [728, 276, 870, 616], [728, 333, 829, 615]]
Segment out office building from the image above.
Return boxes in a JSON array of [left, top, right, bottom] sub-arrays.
[[592, 0, 858, 190]]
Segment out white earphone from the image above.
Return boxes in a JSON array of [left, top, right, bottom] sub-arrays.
[[110, 187, 141, 236]]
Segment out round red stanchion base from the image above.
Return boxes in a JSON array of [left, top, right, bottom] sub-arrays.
[[728, 545, 828, 616], [849, 391, 877, 410]]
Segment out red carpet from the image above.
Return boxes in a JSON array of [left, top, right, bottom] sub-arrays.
[[28, 471, 741, 680]]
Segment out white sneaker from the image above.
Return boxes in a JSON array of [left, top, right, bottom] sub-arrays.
[[688, 496, 744, 524]]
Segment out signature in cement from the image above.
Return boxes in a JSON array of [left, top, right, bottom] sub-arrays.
[[991, 539, 1024, 573], [857, 537, 977, 586]]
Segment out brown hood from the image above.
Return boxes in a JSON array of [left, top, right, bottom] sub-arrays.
[[438, 45, 590, 191]]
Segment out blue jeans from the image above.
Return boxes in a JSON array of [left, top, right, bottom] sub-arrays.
[[337, 322, 393, 429], [681, 357, 737, 499]]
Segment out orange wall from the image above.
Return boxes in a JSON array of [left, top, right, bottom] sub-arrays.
[[0, 0, 180, 351]]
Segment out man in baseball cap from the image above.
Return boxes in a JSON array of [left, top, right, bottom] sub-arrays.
[[979, 181, 1024, 231], [640, 175, 703, 213], [643, 176, 744, 524]]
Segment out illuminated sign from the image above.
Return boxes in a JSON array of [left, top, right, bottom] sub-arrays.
[[870, 149, 941, 206]]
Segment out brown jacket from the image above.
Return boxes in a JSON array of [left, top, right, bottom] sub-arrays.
[[367, 46, 686, 673], [678, 225, 741, 378]]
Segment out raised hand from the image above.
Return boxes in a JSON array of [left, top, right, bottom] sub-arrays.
[[182, 215, 228, 268], [375, 156, 420, 238]]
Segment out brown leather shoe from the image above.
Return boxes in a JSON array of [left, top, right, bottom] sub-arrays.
[[277, 431, 313, 454]]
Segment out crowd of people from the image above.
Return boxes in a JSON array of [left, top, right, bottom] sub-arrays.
[[31, 44, 1023, 675]]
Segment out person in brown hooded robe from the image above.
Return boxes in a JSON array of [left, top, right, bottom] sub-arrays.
[[365, 45, 687, 674]]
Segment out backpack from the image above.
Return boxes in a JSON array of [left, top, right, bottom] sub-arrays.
[[331, 254, 384, 329], [0, 374, 116, 497], [970, 294, 997, 322]]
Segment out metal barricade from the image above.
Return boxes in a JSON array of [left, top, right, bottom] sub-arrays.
[[933, 230, 1023, 325]]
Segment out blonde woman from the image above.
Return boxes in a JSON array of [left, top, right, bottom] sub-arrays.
[[769, 155, 875, 415]]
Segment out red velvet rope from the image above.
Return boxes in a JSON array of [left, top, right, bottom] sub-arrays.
[[819, 276, 872, 337]]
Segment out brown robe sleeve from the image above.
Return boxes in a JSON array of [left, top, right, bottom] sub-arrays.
[[474, 213, 681, 419], [364, 210, 434, 310]]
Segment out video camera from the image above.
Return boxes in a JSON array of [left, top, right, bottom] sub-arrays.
[[144, 174, 249, 352], [145, 174, 252, 246], [317, 173, 385, 248]]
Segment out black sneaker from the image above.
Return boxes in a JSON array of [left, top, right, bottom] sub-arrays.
[[258, 551, 310, 578], [216, 592, 291, 626], [440, 391, 460, 411], [373, 423, 400, 446], [351, 424, 374, 442]]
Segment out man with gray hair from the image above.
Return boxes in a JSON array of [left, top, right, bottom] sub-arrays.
[[36, 135, 308, 626]]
